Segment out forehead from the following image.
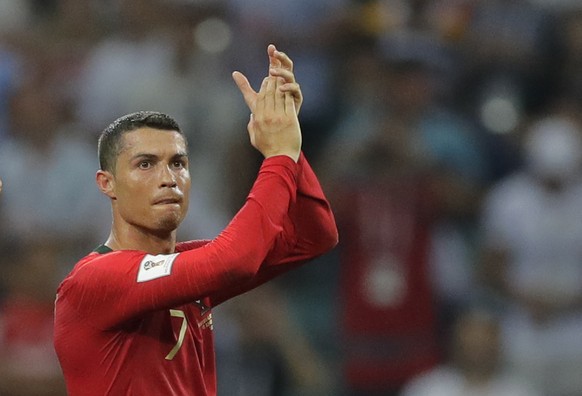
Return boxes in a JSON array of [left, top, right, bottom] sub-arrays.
[[120, 127, 187, 156]]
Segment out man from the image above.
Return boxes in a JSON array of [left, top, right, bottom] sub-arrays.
[[480, 115, 582, 395], [53, 45, 338, 396], [0, 238, 67, 396], [400, 307, 540, 396]]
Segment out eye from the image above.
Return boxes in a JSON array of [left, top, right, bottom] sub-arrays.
[[138, 161, 152, 170], [172, 160, 186, 169]]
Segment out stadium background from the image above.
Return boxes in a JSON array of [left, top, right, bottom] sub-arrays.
[[1, 0, 582, 395]]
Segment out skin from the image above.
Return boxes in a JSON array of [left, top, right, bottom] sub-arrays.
[[451, 313, 501, 387], [233, 44, 302, 162], [96, 44, 303, 255], [233, 44, 302, 117], [96, 128, 191, 255]]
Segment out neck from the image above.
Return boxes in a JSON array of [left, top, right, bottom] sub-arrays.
[[105, 220, 177, 255]]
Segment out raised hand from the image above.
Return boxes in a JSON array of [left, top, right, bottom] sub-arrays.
[[232, 44, 303, 117], [233, 72, 301, 162]]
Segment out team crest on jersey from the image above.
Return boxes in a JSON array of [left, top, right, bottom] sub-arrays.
[[137, 253, 179, 282], [198, 313, 213, 330], [194, 300, 213, 329]]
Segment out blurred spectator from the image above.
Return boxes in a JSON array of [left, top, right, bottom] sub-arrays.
[[480, 114, 582, 396], [0, 0, 30, 143], [75, 0, 180, 134], [322, 31, 491, 348], [0, 238, 66, 396], [0, 46, 21, 143], [529, 0, 582, 12], [0, 1, 31, 35], [322, 48, 441, 394], [214, 283, 334, 396], [400, 307, 540, 396], [458, 0, 559, 133], [31, 0, 108, 120], [0, 77, 109, 257], [331, 144, 441, 395], [555, 10, 582, 109], [0, 0, 105, 104]]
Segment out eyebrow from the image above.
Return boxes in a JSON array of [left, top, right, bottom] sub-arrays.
[[173, 152, 188, 159], [130, 153, 158, 162], [130, 152, 188, 161], [171, 152, 189, 162]]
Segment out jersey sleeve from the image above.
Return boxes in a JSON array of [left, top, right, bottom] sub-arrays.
[[209, 152, 339, 306], [58, 156, 298, 330], [277, 152, 338, 260]]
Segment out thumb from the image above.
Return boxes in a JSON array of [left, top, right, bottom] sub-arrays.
[[232, 71, 256, 111]]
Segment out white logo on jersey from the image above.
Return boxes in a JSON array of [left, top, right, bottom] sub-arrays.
[[137, 253, 179, 282]]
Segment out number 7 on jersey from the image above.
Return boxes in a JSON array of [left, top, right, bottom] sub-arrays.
[[166, 309, 188, 360]]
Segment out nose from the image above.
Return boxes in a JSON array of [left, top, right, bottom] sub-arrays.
[[159, 164, 177, 188]]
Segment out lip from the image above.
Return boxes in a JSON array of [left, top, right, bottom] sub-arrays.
[[153, 196, 182, 205]]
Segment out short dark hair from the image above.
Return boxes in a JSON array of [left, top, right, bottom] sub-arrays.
[[98, 111, 186, 172]]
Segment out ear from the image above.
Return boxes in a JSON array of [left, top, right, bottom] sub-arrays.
[[96, 170, 116, 200]]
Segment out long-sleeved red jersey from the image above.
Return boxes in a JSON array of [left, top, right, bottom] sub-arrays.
[[53, 154, 337, 396]]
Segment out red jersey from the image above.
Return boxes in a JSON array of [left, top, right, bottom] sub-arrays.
[[338, 176, 439, 391], [53, 154, 337, 396], [0, 295, 61, 378]]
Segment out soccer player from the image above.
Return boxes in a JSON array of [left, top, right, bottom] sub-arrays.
[[53, 45, 338, 396]]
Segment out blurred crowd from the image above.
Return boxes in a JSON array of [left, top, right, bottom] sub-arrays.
[[1, 0, 582, 395]]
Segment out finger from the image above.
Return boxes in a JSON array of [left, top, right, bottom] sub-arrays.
[[232, 71, 257, 111], [255, 77, 270, 111], [284, 91, 295, 116], [264, 76, 276, 112], [269, 67, 295, 84], [273, 75, 286, 113], [268, 44, 281, 68], [279, 82, 302, 115], [273, 49, 293, 72], [279, 82, 301, 94], [276, 76, 285, 104]]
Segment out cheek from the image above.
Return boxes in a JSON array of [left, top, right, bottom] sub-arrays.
[[181, 177, 191, 213], [179, 172, 191, 193], [116, 176, 150, 210]]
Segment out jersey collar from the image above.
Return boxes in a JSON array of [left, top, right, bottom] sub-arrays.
[[93, 244, 113, 254]]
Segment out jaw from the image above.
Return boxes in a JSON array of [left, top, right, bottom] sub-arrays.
[[111, 205, 184, 242], [152, 203, 186, 229], [153, 214, 183, 235]]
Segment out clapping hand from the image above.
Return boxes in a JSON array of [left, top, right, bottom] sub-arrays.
[[233, 44, 303, 162]]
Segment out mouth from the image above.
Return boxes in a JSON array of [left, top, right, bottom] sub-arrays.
[[153, 197, 182, 206]]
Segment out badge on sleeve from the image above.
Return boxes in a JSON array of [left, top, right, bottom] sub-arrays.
[[137, 253, 179, 282]]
